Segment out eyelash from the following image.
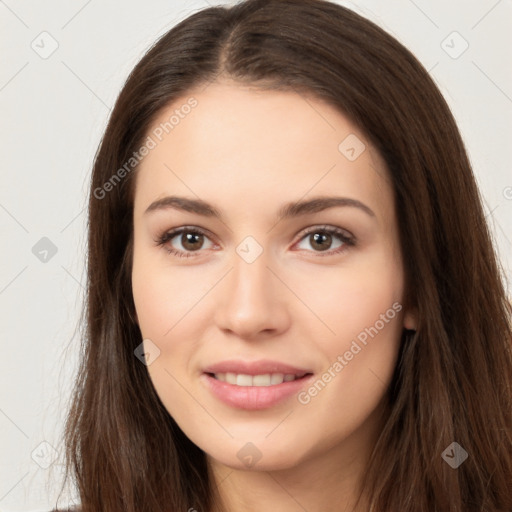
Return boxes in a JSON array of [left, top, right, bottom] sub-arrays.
[[154, 225, 356, 259]]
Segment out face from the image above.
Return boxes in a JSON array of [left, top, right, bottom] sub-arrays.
[[131, 80, 416, 473]]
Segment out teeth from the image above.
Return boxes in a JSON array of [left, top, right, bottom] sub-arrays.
[[213, 372, 302, 386], [236, 374, 253, 386]]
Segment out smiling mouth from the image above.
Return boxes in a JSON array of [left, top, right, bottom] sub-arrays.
[[207, 372, 312, 387]]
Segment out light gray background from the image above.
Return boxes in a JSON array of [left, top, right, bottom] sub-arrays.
[[1, 0, 511, 510]]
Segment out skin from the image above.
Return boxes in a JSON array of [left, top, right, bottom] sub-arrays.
[[131, 79, 417, 512]]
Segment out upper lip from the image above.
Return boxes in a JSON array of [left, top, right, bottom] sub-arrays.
[[203, 359, 313, 376]]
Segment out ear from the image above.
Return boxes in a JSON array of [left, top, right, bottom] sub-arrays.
[[403, 306, 418, 331]]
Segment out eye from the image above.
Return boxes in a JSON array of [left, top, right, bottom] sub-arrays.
[[155, 224, 355, 259], [294, 225, 355, 256], [155, 227, 215, 258]]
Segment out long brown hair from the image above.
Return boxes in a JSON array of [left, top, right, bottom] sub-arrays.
[[57, 0, 512, 510]]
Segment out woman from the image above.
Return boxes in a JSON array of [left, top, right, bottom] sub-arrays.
[[57, 0, 512, 510]]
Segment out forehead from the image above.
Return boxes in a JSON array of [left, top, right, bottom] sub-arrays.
[[133, 80, 392, 222]]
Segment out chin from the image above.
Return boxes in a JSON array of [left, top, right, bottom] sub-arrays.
[[204, 436, 308, 472]]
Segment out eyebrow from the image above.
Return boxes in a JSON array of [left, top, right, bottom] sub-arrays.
[[144, 195, 376, 220]]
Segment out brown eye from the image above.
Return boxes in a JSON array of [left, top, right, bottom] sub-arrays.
[[309, 232, 333, 251], [295, 226, 355, 256], [180, 232, 205, 251], [156, 227, 215, 258]]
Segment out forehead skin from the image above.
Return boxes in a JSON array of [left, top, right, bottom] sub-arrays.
[[132, 79, 393, 242]]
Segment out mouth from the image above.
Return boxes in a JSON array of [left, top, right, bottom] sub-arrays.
[[200, 360, 315, 410], [202, 371, 314, 410], [206, 371, 312, 387]]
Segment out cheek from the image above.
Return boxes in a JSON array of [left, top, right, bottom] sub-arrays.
[[295, 245, 404, 347], [295, 246, 404, 406], [131, 253, 214, 342], [296, 293, 403, 451], [131, 263, 203, 416], [131, 255, 219, 408]]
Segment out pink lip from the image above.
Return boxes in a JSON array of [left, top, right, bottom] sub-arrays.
[[203, 359, 312, 376], [200, 374, 314, 410], [201, 359, 314, 410]]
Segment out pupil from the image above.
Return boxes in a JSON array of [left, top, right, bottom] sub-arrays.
[[312, 232, 331, 251], [183, 233, 202, 251]]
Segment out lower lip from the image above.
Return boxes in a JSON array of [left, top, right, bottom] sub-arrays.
[[201, 373, 314, 410]]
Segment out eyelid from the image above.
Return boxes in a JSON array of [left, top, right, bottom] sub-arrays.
[[155, 224, 355, 258], [154, 226, 217, 250], [291, 225, 355, 255], [295, 224, 354, 242]]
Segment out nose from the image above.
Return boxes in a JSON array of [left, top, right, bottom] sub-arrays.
[[213, 249, 291, 340]]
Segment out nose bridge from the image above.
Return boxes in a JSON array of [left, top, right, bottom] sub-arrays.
[[214, 242, 287, 337], [230, 244, 274, 307]]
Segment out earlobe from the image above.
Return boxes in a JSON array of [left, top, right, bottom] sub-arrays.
[[403, 307, 418, 331]]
